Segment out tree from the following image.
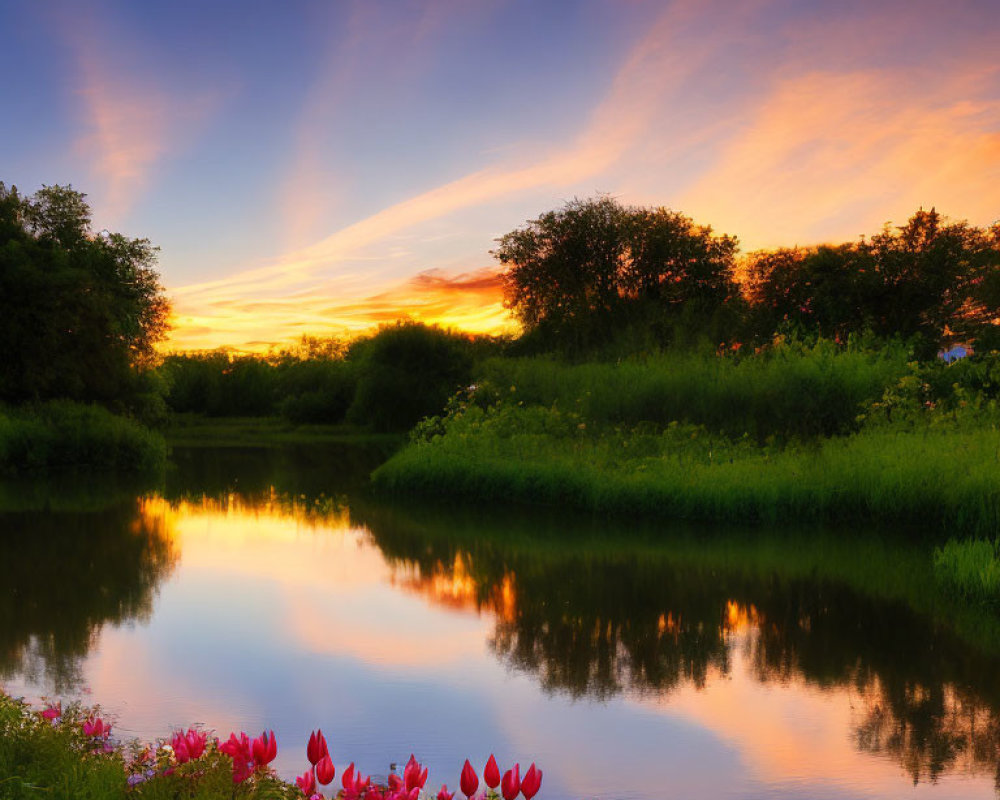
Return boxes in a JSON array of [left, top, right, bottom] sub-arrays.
[[744, 209, 1000, 349], [0, 182, 171, 407], [494, 197, 739, 351]]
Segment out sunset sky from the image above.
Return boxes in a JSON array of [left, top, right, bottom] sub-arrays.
[[3, 0, 999, 351]]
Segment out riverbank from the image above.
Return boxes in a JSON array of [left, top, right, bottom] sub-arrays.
[[165, 414, 404, 448], [372, 343, 1000, 537], [0, 402, 165, 476]]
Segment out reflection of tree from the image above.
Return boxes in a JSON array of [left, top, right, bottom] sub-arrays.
[[358, 501, 1000, 789], [0, 500, 176, 692]]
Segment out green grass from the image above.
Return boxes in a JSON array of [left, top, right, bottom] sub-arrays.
[[934, 538, 1000, 605], [375, 400, 1000, 537], [474, 339, 912, 440], [0, 401, 165, 475]]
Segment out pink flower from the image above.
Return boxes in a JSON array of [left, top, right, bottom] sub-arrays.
[[185, 729, 207, 760], [219, 732, 253, 763], [40, 703, 61, 721], [437, 785, 456, 800], [170, 731, 191, 764], [82, 717, 111, 738]]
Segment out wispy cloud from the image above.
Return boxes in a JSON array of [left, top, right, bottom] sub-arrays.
[[55, 11, 216, 223]]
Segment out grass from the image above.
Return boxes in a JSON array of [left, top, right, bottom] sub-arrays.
[[474, 339, 912, 440], [374, 341, 1000, 537], [934, 538, 1000, 605], [375, 411, 1000, 535], [0, 401, 165, 476]]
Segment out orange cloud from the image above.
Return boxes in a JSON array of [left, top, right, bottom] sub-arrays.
[[678, 64, 1000, 250], [164, 266, 510, 352]]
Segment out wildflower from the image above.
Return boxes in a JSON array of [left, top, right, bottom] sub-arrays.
[[82, 716, 111, 738], [40, 702, 61, 721]]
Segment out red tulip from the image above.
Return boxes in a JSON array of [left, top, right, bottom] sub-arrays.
[[185, 729, 207, 760], [232, 758, 253, 785], [437, 785, 456, 800], [170, 731, 191, 763], [316, 754, 336, 785], [521, 763, 542, 800], [252, 731, 277, 767], [341, 762, 355, 790], [460, 759, 479, 798], [501, 764, 520, 800], [483, 754, 501, 788], [296, 768, 316, 796], [404, 754, 429, 791], [307, 729, 329, 765], [219, 732, 252, 763]]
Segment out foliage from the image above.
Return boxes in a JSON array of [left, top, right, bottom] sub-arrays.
[[161, 323, 485, 433], [494, 196, 739, 352], [934, 539, 1000, 605], [0, 401, 166, 475], [744, 209, 1000, 352], [0, 182, 170, 410], [346, 322, 474, 432]]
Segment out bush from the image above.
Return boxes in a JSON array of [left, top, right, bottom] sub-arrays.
[[0, 401, 166, 475]]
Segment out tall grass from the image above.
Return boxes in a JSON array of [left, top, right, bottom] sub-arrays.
[[375, 401, 1000, 537], [934, 539, 1000, 604], [474, 339, 912, 440], [0, 401, 165, 475]]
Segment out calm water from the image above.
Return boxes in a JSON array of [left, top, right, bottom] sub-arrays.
[[3, 444, 1000, 800]]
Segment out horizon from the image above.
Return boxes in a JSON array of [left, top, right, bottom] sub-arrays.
[[4, 0, 999, 351]]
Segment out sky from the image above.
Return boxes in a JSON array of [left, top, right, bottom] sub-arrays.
[[3, 0, 999, 351]]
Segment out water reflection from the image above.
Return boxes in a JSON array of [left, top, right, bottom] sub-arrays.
[[3, 446, 1000, 798], [0, 499, 176, 692], [359, 501, 1000, 789]]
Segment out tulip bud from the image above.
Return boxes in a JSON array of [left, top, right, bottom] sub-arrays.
[[501, 764, 521, 800], [521, 763, 542, 800], [484, 754, 501, 789], [316, 754, 336, 785], [460, 759, 479, 798]]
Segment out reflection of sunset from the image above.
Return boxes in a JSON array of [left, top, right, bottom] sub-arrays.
[[392, 552, 517, 622]]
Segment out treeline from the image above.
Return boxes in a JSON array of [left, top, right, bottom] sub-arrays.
[[497, 197, 1000, 356], [161, 323, 504, 432], [0, 183, 169, 472]]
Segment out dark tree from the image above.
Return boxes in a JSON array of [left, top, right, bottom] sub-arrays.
[[0, 182, 171, 407], [494, 197, 739, 351]]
